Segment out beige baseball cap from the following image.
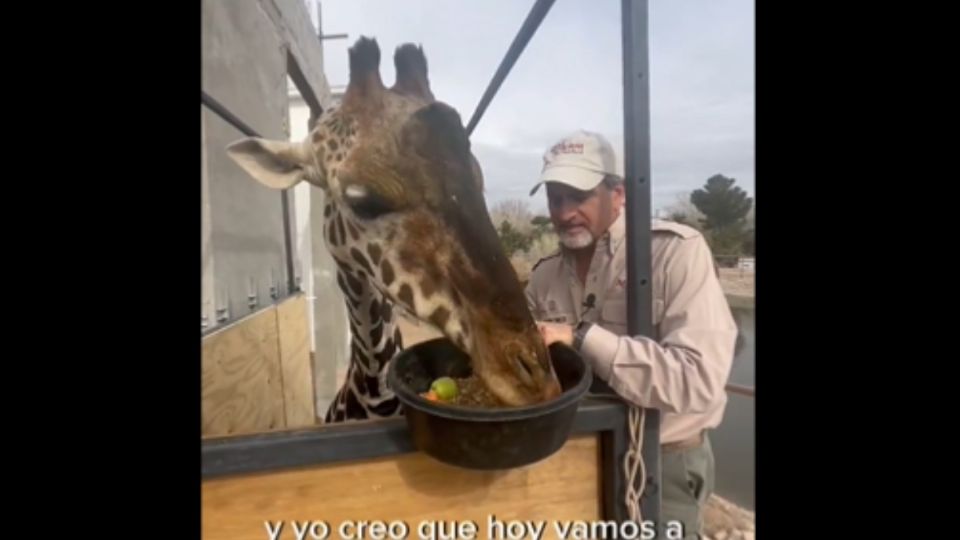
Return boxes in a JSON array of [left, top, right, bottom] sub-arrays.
[[529, 130, 622, 196]]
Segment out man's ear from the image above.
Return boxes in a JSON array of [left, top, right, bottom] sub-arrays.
[[610, 179, 626, 207], [225, 138, 312, 190]]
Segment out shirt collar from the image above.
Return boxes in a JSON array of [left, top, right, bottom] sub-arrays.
[[603, 211, 627, 257]]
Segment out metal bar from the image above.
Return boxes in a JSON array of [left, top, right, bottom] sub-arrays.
[[202, 399, 627, 479], [726, 383, 756, 397], [320, 33, 348, 40], [201, 90, 260, 138], [281, 191, 296, 294], [286, 53, 323, 115], [464, 0, 556, 136], [621, 0, 660, 525], [600, 409, 630, 522]]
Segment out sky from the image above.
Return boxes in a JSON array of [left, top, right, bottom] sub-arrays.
[[313, 0, 754, 216]]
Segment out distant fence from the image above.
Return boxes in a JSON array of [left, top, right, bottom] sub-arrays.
[[715, 254, 755, 270]]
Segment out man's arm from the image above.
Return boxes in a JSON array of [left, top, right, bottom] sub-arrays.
[[579, 235, 737, 415]]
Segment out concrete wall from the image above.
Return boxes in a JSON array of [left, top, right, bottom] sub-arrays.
[[202, 0, 348, 418], [289, 87, 350, 415], [202, 0, 292, 328]]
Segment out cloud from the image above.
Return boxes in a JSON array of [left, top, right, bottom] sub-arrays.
[[318, 0, 754, 213]]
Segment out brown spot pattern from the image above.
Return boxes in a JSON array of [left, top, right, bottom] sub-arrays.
[[367, 243, 382, 266], [398, 284, 415, 313], [347, 221, 360, 241], [429, 306, 450, 332], [350, 248, 375, 276], [420, 277, 437, 299], [336, 215, 346, 246], [381, 259, 395, 286]]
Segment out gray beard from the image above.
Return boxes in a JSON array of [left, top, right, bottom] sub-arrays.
[[559, 228, 595, 250]]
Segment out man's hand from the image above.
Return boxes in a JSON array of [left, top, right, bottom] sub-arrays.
[[536, 322, 574, 347]]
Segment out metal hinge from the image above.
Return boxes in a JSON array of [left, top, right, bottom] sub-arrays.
[[247, 277, 259, 310], [216, 287, 230, 322]]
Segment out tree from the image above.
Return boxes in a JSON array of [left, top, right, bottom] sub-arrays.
[[741, 233, 755, 256], [741, 205, 755, 256], [691, 174, 753, 231], [490, 199, 535, 237], [690, 174, 753, 230], [530, 215, 553, 239], [496, 220, 532, 257], [690, 174, 753, 255]]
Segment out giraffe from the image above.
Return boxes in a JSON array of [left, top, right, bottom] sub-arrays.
[[226, 37, 562, 422]]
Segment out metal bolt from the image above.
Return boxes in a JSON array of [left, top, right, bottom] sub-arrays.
[[216, 287, 230, 322], [247, 277, 258, 309], [644, 477, 659, 496]]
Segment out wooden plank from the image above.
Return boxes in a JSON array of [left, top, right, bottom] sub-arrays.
[[202, 306, 285, 437], [276, 295, 316, 428], [202, 435, 601, 540]]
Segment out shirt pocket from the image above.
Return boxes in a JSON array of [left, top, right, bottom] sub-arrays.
[[540, 301, 576, 324], [599, 297, 666, 337], [599, 299, 628, 335]]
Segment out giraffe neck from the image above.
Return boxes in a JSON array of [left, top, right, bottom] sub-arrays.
[[322, 201, 404, 422]]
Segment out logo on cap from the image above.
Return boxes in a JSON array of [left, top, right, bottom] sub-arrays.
[[550, 142, 585, 155]]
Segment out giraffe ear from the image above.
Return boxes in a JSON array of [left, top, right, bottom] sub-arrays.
[[225, 138, 311, 190]]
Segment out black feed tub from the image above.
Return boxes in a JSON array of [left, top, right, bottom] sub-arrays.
[[386, 337, 592, 470]]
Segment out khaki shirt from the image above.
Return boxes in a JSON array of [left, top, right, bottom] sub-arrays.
[[524, 212, 737, 444]]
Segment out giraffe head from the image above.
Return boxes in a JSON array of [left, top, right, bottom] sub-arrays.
[[226, 37, 561, 407]]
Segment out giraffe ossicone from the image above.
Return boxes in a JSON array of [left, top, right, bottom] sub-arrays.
[[226, 37, 562, 422]]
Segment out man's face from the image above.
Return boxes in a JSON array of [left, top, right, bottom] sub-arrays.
[[546, 180, 624, 250]]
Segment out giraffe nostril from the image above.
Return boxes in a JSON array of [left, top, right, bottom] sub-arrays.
[[513, 355, 535, 386]]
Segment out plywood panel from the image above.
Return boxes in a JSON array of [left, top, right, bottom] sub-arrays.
[[277, 295, 316, 428], [202, 435, 601, 540], [202, 307, 285, 436]]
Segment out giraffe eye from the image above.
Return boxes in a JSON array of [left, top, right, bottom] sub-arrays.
[[344, 184, 367, 199], [343, 183, 395, 220]]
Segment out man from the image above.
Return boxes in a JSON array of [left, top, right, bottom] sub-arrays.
[[525, 130, 738, 539]]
